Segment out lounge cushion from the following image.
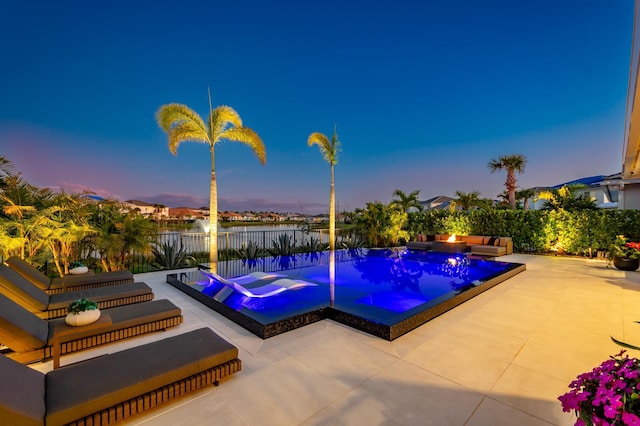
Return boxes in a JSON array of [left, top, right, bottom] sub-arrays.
[[45, 327, 239, 426], [45, 299, 183, 344], [6, 257, 135, 291], [52, 269, 133, 289], [45, 282, 153, 311], [5, 257, 52, 291], [0, 266, 49, 311], [0, 292, 48, 353], [470, 245, 507, 256], [0, 355, 45, 426], [0, 264, 152, 314], [463, 236, 484, 245]]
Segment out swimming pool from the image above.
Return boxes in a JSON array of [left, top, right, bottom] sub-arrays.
[[166, 248, 525, 340]]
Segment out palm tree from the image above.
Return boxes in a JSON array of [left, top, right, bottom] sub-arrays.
[[488, 154, 527, 210], [308, 126, 341, 251], [156, 94, 265, 265], [391, 189, 422, 212], [516, 188, 536, 210], [454, 190, 481, 211]]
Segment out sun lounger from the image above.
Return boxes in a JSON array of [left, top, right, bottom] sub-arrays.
[[200, 269, 317, 298], [0, 264, 154, 319], [0, 327, 240, 426], [6, 256, 134, 294], [0, 291, 183, 365]]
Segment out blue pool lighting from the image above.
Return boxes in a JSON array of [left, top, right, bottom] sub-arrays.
[[167, 248, 525, 340]]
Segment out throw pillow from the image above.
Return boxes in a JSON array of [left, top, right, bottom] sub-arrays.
[[426, 234, 436, 241], [487, 237, 497, 246]]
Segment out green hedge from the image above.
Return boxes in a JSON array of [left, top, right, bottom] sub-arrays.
[[406, 210, 640, 256]]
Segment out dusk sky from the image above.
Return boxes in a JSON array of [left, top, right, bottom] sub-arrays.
[[0, 1, 634, 214]]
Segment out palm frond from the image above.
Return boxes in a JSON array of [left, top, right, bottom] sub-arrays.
[[210, 105, 242, 138], [611, 336, 640, 350], [308, 132, 336, 164], [156, 103, 207, 132], [220, 127, 266, 164], [2, 202, 36, 219], [167, 122, 210, 155]]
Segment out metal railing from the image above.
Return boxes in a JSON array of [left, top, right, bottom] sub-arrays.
[[125, 228, 363, 273]]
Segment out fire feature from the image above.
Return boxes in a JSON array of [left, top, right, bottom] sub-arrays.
[[432, 235, 467, 254]]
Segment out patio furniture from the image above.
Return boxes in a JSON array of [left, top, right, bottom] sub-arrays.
[[200, 269, 317, 298], [0, 327, 241, 426], [0, 265, 154, 319], [407, 235, 513, 257], [6, 256, 134, 294], [0, 291, 183, 365]]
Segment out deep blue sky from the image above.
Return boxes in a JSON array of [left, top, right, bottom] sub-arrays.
[[0, 1, 634, 214]]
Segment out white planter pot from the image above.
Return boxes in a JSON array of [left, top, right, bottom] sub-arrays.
[[65, 309, 101, 326], [69, 266, 89, 275]]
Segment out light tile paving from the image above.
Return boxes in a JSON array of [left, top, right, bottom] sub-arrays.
[[29, 254, 640, 425]]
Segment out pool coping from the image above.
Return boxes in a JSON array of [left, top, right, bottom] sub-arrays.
[[166, 261, 526, 340]]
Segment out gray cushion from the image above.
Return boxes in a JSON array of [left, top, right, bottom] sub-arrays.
[[45, 327, 238, 425], [0, 293, 48, 352], [51, 269, 133, 289], [0, 265, 49, 311], [0, 354, 45, 426], [45, 299, 182, 344], [46, 282, 153, 311], [6, 257, 51, 290]]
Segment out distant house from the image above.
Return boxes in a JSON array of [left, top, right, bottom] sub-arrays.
[[169, 207, 204, 220], [309, 214, 329, 223], [123, 200, 170, 219], [258, 213, 285, 222], [527, 174, 620, 210], [219, 211, 243, 222], [284, 213, 306, 222], [241, 212, 259, 221]]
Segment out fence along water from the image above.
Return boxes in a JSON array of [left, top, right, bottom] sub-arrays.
[[160, 226, 331, 254]]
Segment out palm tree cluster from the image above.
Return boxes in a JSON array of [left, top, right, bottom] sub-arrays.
[[0, 156, 157, 275]]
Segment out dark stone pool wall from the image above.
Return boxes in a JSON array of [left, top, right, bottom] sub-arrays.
[[167, 261, 526, 341]]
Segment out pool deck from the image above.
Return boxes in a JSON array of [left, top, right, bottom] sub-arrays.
[[30, 254, 640, 425]]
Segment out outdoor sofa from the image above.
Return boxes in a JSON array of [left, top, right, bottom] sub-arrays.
[[6, 256, 134, 294], [0, 327, 241, 426], [0, 265, 153, 319], [407, 234, 514, 257], [0, 291, 183, 365]]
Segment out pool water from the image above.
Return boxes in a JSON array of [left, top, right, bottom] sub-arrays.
[[167, 248, 525, 340]]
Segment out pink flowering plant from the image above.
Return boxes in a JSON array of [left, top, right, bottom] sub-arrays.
[[611, 235, 640, 261], [559, 350, 640, 425]]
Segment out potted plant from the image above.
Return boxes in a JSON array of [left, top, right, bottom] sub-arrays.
[[68, 261, 89, 275], [559, 350, 640, 425], [609, 235, 640, 271], [65, 298, 101, 326]]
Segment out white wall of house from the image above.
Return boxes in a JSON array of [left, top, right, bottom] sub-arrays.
[[620, 183, 640, 209]]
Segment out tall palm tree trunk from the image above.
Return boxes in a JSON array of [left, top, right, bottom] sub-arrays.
[[506, 171, 517, 210], [329, 164, 335, 251], [210, 147, 218, 269]]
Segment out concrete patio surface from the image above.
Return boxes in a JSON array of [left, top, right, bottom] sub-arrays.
[[30, 254, 640, 425]]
